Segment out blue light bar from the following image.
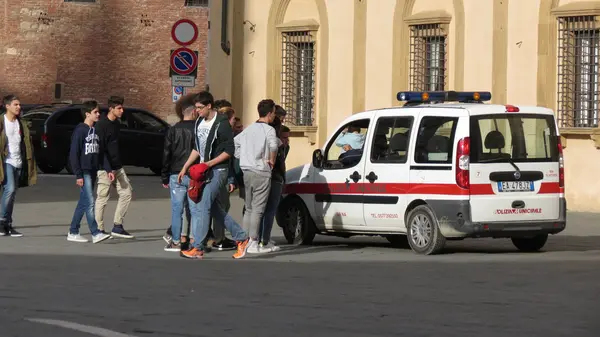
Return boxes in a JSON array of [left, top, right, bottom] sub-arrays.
[[396, 91, 492, 103]]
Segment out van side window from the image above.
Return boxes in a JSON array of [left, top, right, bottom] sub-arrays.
[[370, 116, 413, 163], [414, 117, 458, 164], [323, 119, 370, 169], [55, 109, 84, 126]]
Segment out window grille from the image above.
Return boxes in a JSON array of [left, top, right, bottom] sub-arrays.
[[184, 0, 209, 7], [281, 31, 316, 126], [557, 16, 600, 128], [409, 24, 447, 92], [64, 0, 95, 2]]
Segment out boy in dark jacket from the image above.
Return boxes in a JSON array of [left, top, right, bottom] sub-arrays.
[[161, 104, 198, 252], [67, 101, 111, 244], [178, 91, 249, 259]]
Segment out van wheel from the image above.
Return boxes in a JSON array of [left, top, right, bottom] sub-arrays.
[[38, 162, 64, 174], [406, 205, 446, 255], [278, 198, 316, 245], [511, 234, 548, 252]]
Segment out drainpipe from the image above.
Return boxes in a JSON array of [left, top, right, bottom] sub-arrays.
[[221, 0, 231, 55]]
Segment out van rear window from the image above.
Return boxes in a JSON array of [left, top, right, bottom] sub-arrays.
[[470, 114, 559, 163]]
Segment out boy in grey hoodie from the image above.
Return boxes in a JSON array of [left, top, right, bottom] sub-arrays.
[[234, 99, 279, 253]]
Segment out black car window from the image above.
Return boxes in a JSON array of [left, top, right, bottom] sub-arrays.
[[55, 109, 84, 126], [129, 110, 165, 132]]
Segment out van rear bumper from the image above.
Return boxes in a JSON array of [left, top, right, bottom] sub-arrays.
[[426, 198, 567, 238]]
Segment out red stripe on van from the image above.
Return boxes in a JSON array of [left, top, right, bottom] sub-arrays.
[[284, 182, 561, 196]]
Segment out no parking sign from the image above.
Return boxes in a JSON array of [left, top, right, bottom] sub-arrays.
[[172, 86, 184, 103]]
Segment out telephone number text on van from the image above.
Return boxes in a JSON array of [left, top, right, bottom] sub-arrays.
[[495, 208, 542, 215]]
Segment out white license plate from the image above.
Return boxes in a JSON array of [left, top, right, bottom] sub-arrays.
[[497, 181, 534, 192]]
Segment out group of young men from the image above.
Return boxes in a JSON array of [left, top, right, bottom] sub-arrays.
[[1, 92, 290, 260], [159, 91, 290, 259]]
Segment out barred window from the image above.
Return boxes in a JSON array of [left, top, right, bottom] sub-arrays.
[[64, 0, 95, 2], [409, 24, 447, 92], [557, 16, 600, 128], [185, 0, 208, 7], [281, 31, 316, 126]]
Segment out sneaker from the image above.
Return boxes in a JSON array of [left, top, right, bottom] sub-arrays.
[[163, 232, 173, 244], [233, 239, 250, 259], [212, 238, 237, 251], [92, 232, 111, 244], [67, 233, 89, 243], [111, 225, 134, 239], [180, 247, 203, 259], [259, 241, 281, 253], [164, 242, 181, 252], [246, 239, 261, 254], [7, 228, 23, 237]]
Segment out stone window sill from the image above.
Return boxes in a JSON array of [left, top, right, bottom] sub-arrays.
[[287, 125, 318, 145], [559, 127, 600, 149]]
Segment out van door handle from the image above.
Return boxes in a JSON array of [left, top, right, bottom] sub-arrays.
[[366, 171, 378, 183], [512, 200, 525, 209], [349, 171, 361, 183]]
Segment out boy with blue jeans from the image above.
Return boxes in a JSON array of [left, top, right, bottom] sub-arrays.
[[67, 101, 111, 244], [161, 104, 198, 252], [178, 91, 249, 259]]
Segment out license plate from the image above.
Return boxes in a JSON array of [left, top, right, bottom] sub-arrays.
[[497, 181, 534, 192]]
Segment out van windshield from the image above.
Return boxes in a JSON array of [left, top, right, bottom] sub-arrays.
[[470, 114, 559, 163]]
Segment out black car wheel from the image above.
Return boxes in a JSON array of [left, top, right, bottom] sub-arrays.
[[278, 197, 316, 245], [150, 166, 162, 176], [38, 162, 64, 174], [511, 234, 548, 252]]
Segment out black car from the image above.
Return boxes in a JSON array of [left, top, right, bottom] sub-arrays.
[[22, 104, 170, 175]]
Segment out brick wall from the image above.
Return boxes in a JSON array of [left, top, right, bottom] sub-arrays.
[[0, 0, 209, 122]]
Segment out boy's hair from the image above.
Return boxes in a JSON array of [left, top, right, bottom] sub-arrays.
[[280, 125, 290, 133], [214, 99, 232, 110], [193, 91, 214, 108], [3, 95, 18, 107], [218, 106, 235, 120], [234, 117, 241, 123], [108, 95, 124, 109], [257, 99, 275, 117], [175, 92, 198, 120], [182, 104, 196, 117], [81, 100, 99, 115], [348, 125, 361, 133]]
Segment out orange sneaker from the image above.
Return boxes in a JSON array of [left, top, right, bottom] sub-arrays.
[[180, 247, 204, 259], [232, 239, 249, 259]]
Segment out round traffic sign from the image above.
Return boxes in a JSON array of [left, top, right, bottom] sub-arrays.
[[170, 47, 198, 76], [171, 19, 198, 46]]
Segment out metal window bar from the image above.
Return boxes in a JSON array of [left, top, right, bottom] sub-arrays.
[[409, 24, 447, 92], [64, 0, 96, 2], [281, 31, 316, 126], [184, 0, 209, 7], [557, 16, 600, 128]]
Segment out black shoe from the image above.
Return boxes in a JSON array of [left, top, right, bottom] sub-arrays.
[[6, 228, 23, 237], [111, 225, 134, 239], [212, 238, 237, 251]]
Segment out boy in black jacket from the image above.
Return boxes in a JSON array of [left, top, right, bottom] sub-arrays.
[[161, 104, 198, 252], [178, 91, 249, 259], [67, 101, 111, 244]]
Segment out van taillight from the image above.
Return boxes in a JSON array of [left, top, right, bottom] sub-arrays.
[[456, 137, 470, 189], [557, 137, 564, 188], [41, 133, 48, 148]]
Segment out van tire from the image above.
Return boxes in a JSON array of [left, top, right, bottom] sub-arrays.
[[406, 205, 446, 255], [511, 234, 548, 252], [278, 197, 316, 246]]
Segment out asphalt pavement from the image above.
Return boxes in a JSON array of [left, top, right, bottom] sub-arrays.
[[1, 167, 599, 337]]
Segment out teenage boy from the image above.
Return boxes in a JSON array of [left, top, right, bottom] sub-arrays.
[[67, 101, 112, 244], [178, 91, 250, 259], [161, 104, 198, 252], [0, 95, 37, 237], [95, 95, 134, 239], [258, 124, 289, 252], [234, 99, 279, 254]]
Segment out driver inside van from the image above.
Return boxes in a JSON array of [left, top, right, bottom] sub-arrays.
[[335, 125, 366, 153]]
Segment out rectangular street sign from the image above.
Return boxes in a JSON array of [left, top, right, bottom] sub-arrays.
[[171, 75, 196, 87]]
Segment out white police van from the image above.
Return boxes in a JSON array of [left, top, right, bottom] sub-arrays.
[[277, 91, 566, 255]]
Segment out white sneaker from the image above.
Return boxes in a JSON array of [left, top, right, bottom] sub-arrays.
[[246, 239, 261, 254], [92, 232, 111, 244], [67, 233, 89, 243], [259, 241, 281, 253]]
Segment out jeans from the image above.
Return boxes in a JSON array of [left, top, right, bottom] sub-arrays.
[[1, 163, 22, 228], [260, 179, 283, 243], [188, 168, 247, 250], [70, 172, 100, 235], [169, 174, 191, 242]]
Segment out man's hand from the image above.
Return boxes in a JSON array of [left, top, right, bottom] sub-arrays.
[[162, 184, 169, 189], [178, 169, 186, 183], [228, 184, 236, 193], [343, 144, 352, 151], [76, 178, 84, 187], [108, 172, 115, 182]]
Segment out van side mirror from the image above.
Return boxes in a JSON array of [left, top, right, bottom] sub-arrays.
[[312, 149, 324, 168]]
